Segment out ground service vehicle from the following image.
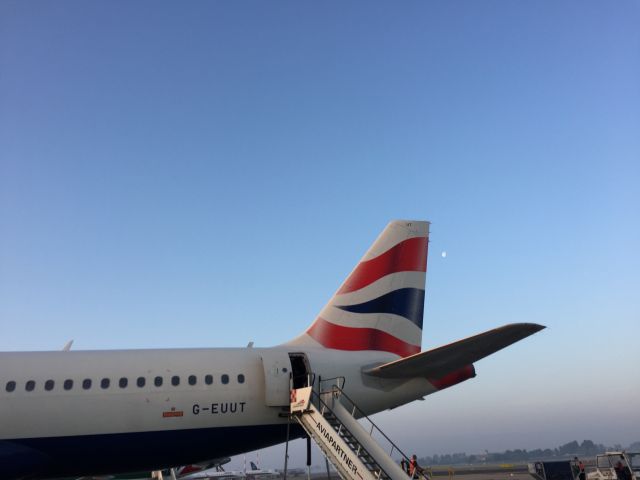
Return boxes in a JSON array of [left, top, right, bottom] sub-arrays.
[[588, 452, 639, 480]]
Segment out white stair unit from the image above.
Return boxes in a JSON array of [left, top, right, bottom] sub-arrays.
[[290, 385, 412, 480]]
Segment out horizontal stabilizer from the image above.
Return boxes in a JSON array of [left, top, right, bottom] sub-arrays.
[[363, 323, 545, 379]]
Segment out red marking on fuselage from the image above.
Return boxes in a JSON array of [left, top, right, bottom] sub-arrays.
[[162, 410, 184, 418]]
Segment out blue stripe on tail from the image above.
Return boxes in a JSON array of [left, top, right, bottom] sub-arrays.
[[336, 288, 425, 328]]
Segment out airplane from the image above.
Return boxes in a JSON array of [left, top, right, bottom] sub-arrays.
[[178, 462, 245, 480], [174, 458, 235, 480], [0, 220, 545, 480], [179, 467, 245, 480], [244, 461, 278, 479], [68, 458, 236, 480]]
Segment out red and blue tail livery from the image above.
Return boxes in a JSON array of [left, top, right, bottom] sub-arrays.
[[289, 220, 429, 357]]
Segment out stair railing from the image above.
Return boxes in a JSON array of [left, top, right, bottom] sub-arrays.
[[298, 375, 430, 480], [305, 387, 387, 479], [319, 375, 346, 392], [320, 385, 424, 478]]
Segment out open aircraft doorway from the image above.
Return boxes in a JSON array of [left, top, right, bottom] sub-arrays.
[[288, 353, 311, 389]]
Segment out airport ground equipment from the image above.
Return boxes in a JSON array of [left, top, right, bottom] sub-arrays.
[[289, 385, 414, 480], [529, 461, 577, 480], [588, 452, 639, 480]]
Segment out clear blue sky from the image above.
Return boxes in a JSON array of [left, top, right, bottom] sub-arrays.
[[1, 0, 638, 465]]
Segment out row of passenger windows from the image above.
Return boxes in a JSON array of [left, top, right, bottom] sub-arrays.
[[4, 374, 245, 393]]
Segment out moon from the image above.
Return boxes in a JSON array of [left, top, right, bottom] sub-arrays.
[[441, 251, 447, 258]]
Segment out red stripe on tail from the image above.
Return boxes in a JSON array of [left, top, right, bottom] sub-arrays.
[[338, 236, 428, 295], [307, 318, 420, 357]]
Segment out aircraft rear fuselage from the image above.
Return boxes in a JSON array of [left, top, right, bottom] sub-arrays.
[[0, 346, 435, 478]]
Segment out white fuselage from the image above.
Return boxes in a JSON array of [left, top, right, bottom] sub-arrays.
[[0, 346, 436, 479]]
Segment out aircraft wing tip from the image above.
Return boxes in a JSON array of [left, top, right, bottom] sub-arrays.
[[525, 322, 546, 333], [505, 322, 546, 333]]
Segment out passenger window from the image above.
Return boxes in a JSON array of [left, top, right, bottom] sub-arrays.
[[82, 379, 92, 390], [154, 376, 163, 387], [6, 381, 16, 392], [64, 379, 73, 390], [188, 375, 197, 386], [137, 377, 145, 388], [45, 379, 55, 391], [221, 374, 229, 385], [204, 374, 213, 385], [237, 374, 245, 384], [119, 377, 128, 388], [171, 376, 180, 386], [101, 378, 110, 389], [26, 380, 36, 391]]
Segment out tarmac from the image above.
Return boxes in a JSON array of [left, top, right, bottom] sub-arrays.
[[299, 474, 531, 480], [285, 464, 531, 480]]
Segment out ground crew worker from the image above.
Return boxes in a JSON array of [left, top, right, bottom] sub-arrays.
[[578, 458, 586, 480], [409, 455, 422, 479], [401, 459, 409, 475], [572, 458, 580, 479], [615, 460, 631, 480]]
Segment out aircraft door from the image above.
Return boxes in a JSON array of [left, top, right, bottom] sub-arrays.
[[289, 353, 311, 389], [260, 350, 292, 406]]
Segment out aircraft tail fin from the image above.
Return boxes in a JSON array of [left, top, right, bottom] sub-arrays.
[[287, 220, 429, 357]]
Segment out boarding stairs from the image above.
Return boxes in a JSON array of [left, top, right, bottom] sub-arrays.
[[289, 384, 414, 480]]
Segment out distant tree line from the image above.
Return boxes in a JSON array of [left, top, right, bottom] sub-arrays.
[[418, 440, 640, 466]]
